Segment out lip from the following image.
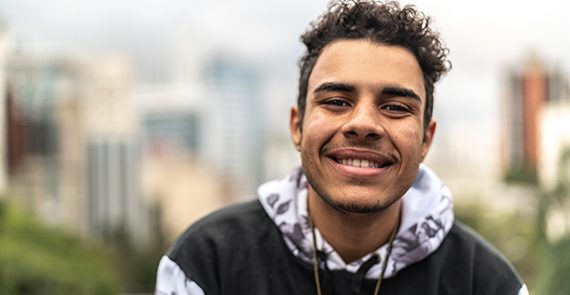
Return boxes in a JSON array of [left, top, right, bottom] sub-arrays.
[[325, 148, 396, 178]]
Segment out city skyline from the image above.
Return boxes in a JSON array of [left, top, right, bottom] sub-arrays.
[[3, 0, 569, 159], [2, 0, 570, 242]]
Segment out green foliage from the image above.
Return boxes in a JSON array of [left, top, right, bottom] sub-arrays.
[[454, 201, 540, 288], [504, 166, 538, 184], [535, 146, 570, 294], [0, 200, 119, 295], [536, 237, 570, 295], [111, 244, 164, 293], [104, 225, 165, 293]]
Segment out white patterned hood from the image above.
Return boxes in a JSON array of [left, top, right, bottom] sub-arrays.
[[257, 164, 454, 279]]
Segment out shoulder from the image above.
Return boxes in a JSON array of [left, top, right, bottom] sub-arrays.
[[163, 199, 277, 294], [447, 221, 520, 273], [443, 221, 524, 294], [392, 222, 527, 295], [179, 199, 266, 234], [168, 199, 269, 259]]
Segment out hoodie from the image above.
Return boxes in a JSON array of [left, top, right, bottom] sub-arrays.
[[156, 165, 528, 295]]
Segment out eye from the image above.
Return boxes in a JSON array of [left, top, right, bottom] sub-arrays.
[[320, 98, 351, 112], [381, 104, 410, 113], [324, 98, 349, 107]]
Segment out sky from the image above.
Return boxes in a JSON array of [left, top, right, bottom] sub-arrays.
[[2, 0, 569, 158]]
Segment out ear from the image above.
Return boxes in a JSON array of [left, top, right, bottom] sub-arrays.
[[421, 120, 436, 161], [290, 106, 302, 151]]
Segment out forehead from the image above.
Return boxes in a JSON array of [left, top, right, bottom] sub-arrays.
[[308, 39, 425, 99]]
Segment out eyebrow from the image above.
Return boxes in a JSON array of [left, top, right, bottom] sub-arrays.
[[313, 82, 421, 102], [381, 86, 421, 101], [313, 82, 356, 94]]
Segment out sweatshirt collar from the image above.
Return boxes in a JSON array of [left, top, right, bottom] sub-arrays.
[[258, 164, 454, 279]]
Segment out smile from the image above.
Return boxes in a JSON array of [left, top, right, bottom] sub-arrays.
[[334, 158, 384, 168], [326, 148, 396, 175]]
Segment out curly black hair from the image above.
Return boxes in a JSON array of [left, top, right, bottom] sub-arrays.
[[297, 0, 451, 130]]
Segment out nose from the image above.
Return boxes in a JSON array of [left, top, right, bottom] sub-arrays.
[[341, 102, 384, 141]]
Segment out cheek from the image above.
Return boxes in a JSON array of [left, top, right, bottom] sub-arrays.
[[390, 123, 425, 158], [301, 112, 337, 147]]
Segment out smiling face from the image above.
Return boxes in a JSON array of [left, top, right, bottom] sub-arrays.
[[290, 39, 436, 214]]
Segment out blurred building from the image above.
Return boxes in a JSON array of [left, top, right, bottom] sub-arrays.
[[501, 54, 569, 182], [426, 122, 502, 202], [137, 48, 267, 239], [426, 53, 570, 212], [264, 134, 299, 182], [141, 144, 227, 243], [5, 51, 153, 247], [0, 26, 7, 193], [538, 88, 570, 242], [539, 87, 570, 189], [139, 93, 229, 241], [201, 53, 265, 200], [496, 53, 570, 241]]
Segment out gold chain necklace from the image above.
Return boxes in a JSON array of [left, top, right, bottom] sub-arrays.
[[310, 219, 399, 295]]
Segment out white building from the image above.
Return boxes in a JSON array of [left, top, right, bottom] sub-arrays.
[[200, 53, 265, 199], [539, 94, 570, 190], [0, 27, 8, 193], [6, 52, 153, 247]]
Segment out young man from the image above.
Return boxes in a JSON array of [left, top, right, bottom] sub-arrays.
[[156, 1, 528, 294]]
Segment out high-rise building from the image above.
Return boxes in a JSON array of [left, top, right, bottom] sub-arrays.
[[143, 111, 201, 155], [0, 28, 7, 193], [538, 81, 570, 242], [200, 53, 265, 199], [83, 56, 152, 244], [137, 83, 231, 241], [6, 55, 71, 225], [539, 100, 570, 188], [5, 52, 153, 247], [501, 54, 568, 182]]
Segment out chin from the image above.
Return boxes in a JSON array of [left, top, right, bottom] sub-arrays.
[[321, 193, 399, 215], [334, 202, 388, 214]]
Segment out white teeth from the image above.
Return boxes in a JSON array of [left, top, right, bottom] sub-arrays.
[[338, 158, 381, 168]]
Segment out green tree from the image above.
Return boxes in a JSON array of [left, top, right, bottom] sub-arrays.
[[454, 200, 539, 288], [537, 236, 570, 294], [536, 147, 570, 295], [103, 213, 166, 293], [0, 199, 119, 295]]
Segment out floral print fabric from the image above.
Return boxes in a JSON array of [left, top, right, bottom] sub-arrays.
[[257, 164, 454, 279]]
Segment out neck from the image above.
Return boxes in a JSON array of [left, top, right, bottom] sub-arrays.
[[308, 190, 401, 264]]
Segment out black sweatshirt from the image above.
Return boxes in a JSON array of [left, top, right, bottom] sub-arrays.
[[163, 200, 525, 295]]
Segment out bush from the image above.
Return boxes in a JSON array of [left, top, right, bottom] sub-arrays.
[[537, 237, 570, 295], [0, 200, 119, 295], [454, 201, 540, 291]]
